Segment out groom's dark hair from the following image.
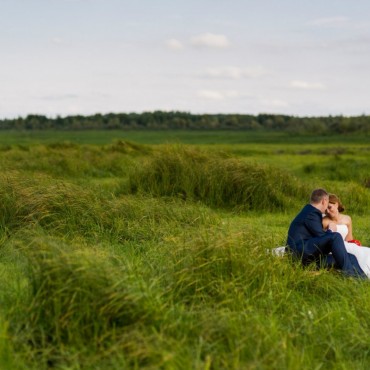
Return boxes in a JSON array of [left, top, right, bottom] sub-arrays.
[[310, 188, 328, 203]]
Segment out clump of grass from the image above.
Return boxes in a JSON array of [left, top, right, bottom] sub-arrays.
[[0, 172, 103, 235], [128, 145, 308, 212], [46, 141, 78, 150], [0, 144, 136, 178], [0, 172, 218, 244], [0, 144, 12, 152], [105, 139, 151, 155], [338, 182, 370, 215], [10, 238, 164, 367]]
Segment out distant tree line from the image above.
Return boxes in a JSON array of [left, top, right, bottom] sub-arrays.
[[1, 111, 370, 134]]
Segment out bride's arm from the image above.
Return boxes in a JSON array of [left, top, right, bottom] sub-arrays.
[[345, 215, 354, 241]]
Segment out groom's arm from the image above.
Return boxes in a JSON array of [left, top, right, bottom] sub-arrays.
[[305, 211, 327, 237]]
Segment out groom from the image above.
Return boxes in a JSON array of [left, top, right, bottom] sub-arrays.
[[286, 188, 366, 278]]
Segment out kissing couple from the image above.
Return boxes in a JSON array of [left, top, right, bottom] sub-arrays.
[[286, 188, 370, 278]]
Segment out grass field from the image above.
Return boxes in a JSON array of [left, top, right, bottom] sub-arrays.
[[1, 129, 370, 145], [0, 130, 370, 369]]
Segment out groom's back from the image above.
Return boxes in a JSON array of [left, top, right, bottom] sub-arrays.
[[287, 204, 322, 247]]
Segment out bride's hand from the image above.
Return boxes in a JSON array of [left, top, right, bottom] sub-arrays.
[[328, 222, 337, 232]]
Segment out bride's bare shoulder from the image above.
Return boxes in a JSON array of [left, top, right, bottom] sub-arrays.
[[341, 214, 352, 224]]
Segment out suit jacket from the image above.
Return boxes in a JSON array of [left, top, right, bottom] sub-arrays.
[[287, 204, 326, 248]]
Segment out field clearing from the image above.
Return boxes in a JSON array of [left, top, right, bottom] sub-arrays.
[[0, 130, 370, 369]]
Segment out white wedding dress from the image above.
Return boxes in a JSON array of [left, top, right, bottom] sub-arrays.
[[335, 224, 370, 278]]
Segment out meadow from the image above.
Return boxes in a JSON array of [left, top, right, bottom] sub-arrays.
[[0, 130, 370, 369]]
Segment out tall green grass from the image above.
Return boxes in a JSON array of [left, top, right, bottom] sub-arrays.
[[0, 130, 369, 145], [128, 145, 309, 212], [0, 141, 148, 179], [5, 227, 370, 369], [0, 171, 217, 244], [303, 156, 370, 188], [17, 241, 163, 366], [0, 139, 370, 369]]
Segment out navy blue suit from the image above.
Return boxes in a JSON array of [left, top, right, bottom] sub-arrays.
[[287, 204, 365, 278]]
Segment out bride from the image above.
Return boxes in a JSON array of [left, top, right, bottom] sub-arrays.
[[323, 194, 370, 278]]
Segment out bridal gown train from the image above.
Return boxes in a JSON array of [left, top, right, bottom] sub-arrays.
[[335, 224, 370, 278]]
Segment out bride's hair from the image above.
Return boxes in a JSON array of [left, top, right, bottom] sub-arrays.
[[329, 194, 345, 212]]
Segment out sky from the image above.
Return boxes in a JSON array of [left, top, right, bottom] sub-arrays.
[[1, 0, 370, 118]]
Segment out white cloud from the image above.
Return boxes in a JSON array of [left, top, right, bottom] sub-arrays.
[[37, 93, 79, 101], [290, 80, 326, 90], [197, 90, 239, 100], [165, 38, 184, 50], [197, 90, 224, 100], [204, 66, 268, 79], [224, 90, 239, 98], [260, 99, 289, 108], [190, 33, 230, 48], [307, 16, 350, 27], [51, 37, 65, 45]]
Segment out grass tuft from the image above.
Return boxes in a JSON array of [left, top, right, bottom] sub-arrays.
[[8, 238, 164, 368], [128, 145, 308, 212]]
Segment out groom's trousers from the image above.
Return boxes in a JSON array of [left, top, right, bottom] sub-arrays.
[[288, 231, 366, 278]]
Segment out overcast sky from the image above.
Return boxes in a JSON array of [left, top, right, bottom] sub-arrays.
[[1, 0, 370, 118]]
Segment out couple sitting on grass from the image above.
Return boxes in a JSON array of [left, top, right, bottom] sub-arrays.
[[286, 188, 370, 279]]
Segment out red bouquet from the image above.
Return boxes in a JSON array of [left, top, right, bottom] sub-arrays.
[[348, 239, 362, 246]]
